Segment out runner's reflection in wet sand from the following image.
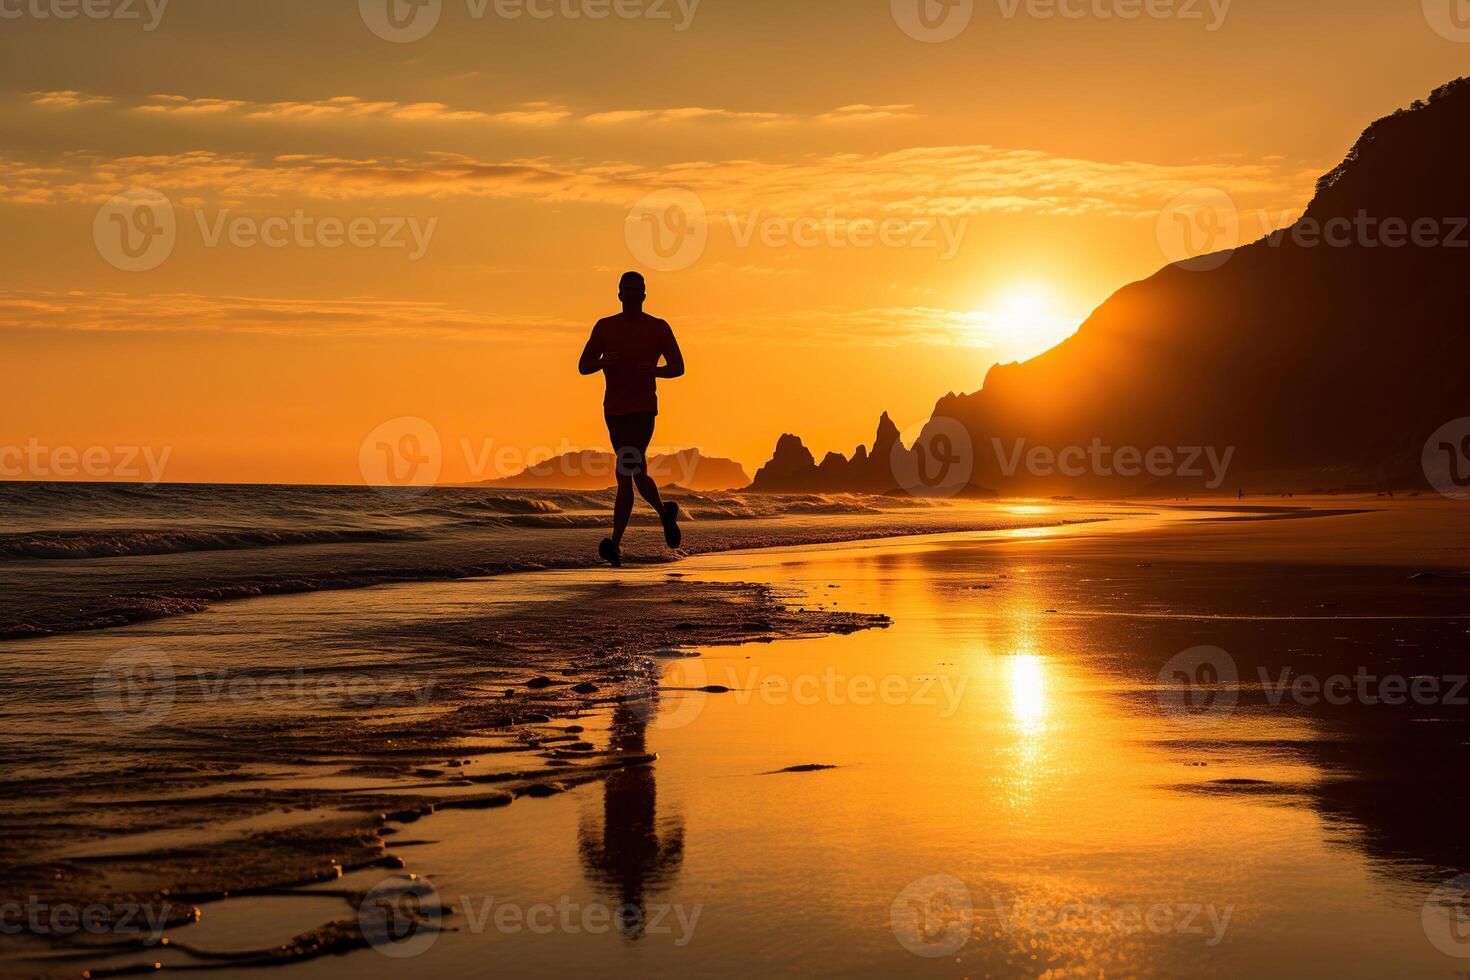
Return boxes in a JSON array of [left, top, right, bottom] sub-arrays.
[[578, 698, 685, 939]]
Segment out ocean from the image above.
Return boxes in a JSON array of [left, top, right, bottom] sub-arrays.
[[0, 482, 1052, 639]]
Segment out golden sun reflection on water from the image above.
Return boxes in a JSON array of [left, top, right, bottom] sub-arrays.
[[1000, 643, 1054, 815], [1008, 652, 1048, 734]]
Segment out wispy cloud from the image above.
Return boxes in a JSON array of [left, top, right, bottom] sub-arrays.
[[29, 90, 114, 109], [0, 290, 1042, 352], [0, 143, 1320, 227], [583, 106, 797, 126], [133, 93, 573, 126], [52, 92, 912, 130], [816, 104, 918, 124], [681, 306, 1010, 348], [0, 291, 583, 340], [135, 95, 250, 115]]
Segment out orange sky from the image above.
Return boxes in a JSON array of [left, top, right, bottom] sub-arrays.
[[3, 0, 1466, 485]]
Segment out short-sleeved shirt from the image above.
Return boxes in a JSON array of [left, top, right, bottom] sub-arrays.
[[589, 313, 675, 417]]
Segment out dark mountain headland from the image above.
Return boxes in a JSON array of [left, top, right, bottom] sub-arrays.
[[481, 448, 750, 492], [749, 412, 994, 497], [749, 78, 1470, 497]]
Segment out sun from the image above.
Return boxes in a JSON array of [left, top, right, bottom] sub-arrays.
[[986, 285, 1079, 357], [1001, 285, 1051, 323]]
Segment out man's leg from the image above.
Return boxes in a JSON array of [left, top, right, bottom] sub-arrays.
[[625, 413, 665, 514], [603, 415, 636, 560], [605, 413, 678, 559], [625, 413, 681, 549], [611, 473, 635, 546], [608, 412, 652, 547], [633, 470, 664, 514]]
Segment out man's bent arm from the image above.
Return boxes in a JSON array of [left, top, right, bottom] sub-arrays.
[[654, 328, 685, 379], [578, 327, 605, 376]]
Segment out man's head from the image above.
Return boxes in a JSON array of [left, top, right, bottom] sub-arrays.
[[619, 271, 646, 310]]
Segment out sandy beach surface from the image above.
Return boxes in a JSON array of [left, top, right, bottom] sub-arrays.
[[3, 496, 1468, 978]]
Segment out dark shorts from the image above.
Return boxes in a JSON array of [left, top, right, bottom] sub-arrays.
[[606, 412, 657, 478]]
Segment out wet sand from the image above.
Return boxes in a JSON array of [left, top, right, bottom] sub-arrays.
[[5, 497, 1469, 977]]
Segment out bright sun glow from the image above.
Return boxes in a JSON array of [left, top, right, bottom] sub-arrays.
[[1002, 286, 1052, 322], [980, 284, 1080, 357]]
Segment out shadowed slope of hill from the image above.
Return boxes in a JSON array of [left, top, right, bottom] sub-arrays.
[[750, 78, 1470, 497], [925, 77, 1470, 495]]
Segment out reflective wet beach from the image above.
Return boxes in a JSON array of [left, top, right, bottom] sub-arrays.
[[284, 500, 1470, 977], [7, 500, 1469, 977]]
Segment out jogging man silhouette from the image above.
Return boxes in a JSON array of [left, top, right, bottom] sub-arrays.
[[579, 271, 685, 567]]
